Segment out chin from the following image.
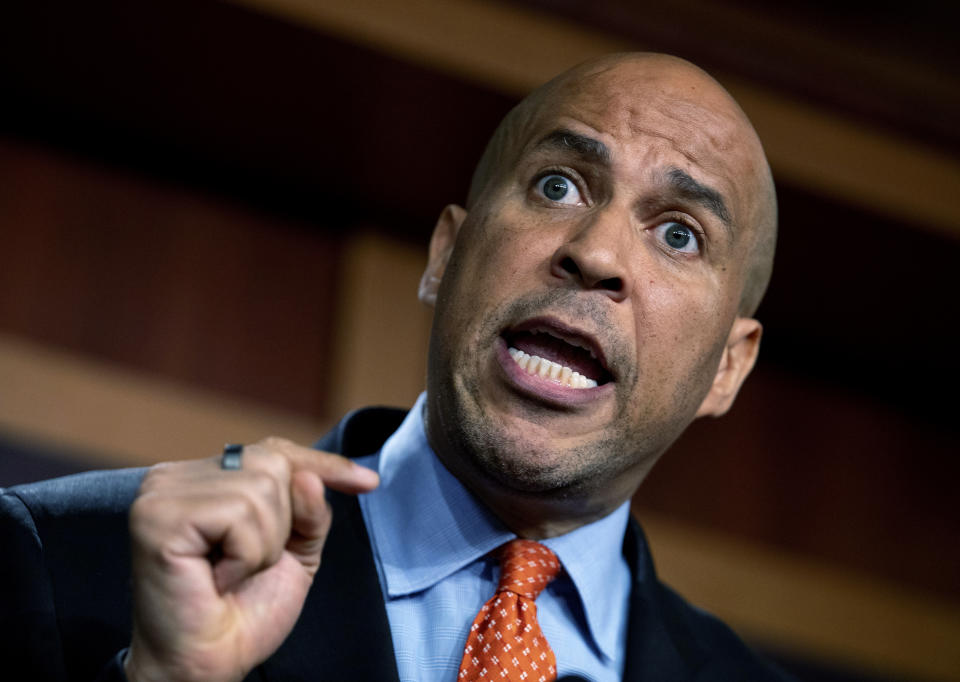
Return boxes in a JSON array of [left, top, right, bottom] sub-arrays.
[[455, 407, 618, 495], [432, 353, 632, 495]]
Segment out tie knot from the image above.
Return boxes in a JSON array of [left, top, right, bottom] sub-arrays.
[[496, 539, 561, 600]]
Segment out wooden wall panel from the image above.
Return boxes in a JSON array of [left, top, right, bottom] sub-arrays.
[[327, 232, 433, 417], [0, 332, 331, 467], [0, 137, 341, 416], [637, 365, 960, 601]]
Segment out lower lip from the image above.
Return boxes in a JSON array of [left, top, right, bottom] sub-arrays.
[[494, 337, 613, 407]]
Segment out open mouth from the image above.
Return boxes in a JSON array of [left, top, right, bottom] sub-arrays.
[[502, 321, 613, 390]]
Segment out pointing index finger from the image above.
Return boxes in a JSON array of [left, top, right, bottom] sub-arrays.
[[251, 437, 379, 494], [313, 453, 380, 493]]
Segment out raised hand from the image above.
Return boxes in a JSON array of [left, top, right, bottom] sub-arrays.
[[123, 437, 379, 682]]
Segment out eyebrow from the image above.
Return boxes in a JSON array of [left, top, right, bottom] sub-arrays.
[[532, 129, 610, 165], [530, 130, 733, 231], [665, 167, 732, 228]]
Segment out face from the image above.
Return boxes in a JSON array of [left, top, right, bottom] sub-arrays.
[[423, 56, 767, 520]]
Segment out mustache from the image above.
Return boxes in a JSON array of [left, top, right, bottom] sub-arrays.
[[499, 288, 615, 331]]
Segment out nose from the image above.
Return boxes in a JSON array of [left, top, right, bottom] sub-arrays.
[[549, 208, 631, 302]]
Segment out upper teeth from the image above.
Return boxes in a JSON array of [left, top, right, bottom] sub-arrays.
[[508, 347, 598, 389]]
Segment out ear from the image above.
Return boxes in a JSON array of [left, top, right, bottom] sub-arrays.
[[695, 317, 763, 418], [418, 204, 467, 307]]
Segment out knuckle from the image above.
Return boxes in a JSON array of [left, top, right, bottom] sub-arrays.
[[235, 490, 283, 537], [130, 487, 168, 517], [266, 450, 293, 476], [248, 468, 285, 504], [129, 493, 154, 525], [258, 435, 290, 451], [128, 492, 172, 549], [235, 491, 263, 525], [219, 495, 268, 550], [254, 451, 293, 487], [235, 496, 285, 563], [137, 462, 172, 493]]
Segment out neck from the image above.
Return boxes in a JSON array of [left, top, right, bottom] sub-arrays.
[[473, 483, 621, 539]]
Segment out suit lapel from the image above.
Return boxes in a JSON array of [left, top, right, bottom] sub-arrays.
[[259, 489, 399, 682], [621, 519, 697, 682], [259, 408, 406, 682]]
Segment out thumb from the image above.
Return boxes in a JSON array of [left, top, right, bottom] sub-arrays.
[[286, 470, 330, 575]]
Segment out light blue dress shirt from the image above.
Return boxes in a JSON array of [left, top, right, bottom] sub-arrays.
[[356, 393, 631, 682]]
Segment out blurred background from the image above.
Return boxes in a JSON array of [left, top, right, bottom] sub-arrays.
[[1, 1, 958, 680]]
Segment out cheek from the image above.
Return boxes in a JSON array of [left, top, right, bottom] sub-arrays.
[[464, 211, 560, 291], [632, 275, 729, 378], [435, 219, 545, 341]]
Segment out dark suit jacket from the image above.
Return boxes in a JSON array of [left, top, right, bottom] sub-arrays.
[[0, 407, 792, 681]]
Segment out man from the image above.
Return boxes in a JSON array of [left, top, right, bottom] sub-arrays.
[[1, 53, 787, 681]]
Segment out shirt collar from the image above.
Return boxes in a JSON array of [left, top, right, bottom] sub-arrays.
[[360, 393, 513, 597], [542, 501, 631, 664], [359, 392, 631, 662]]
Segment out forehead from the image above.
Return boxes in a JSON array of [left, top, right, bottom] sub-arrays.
[[547, 60, 746, 154], [518, 59, 764, 219]]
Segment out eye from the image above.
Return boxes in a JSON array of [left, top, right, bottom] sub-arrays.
[[535, 174, 583, 205], [654, 221, 700, 254]]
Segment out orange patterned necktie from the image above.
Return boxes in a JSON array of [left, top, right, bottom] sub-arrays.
[[458, 539, 562, 682]]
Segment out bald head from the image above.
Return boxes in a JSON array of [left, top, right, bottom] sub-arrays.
[[467, 53, 777, 316]]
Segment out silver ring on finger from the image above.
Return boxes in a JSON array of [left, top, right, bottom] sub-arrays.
[[221, 443, 244, 471]]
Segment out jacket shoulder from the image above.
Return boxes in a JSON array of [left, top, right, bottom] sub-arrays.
[[0, 468, 146, 681], [624, 519, 795, 681], [3, 466, 146, 515], [656, 583, 794, 681]]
